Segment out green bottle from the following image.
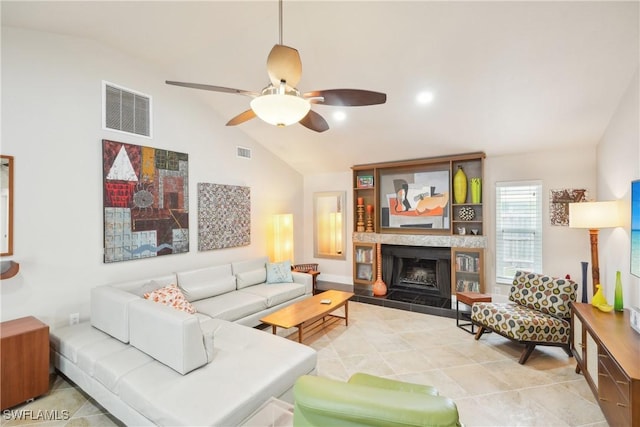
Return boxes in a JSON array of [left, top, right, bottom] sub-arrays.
[[614, 271, 624, 312]]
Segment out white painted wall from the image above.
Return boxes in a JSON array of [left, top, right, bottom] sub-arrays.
[[0, 28, 304, 328], [483, 147, 597, 298], [597, 69, 640, 309]]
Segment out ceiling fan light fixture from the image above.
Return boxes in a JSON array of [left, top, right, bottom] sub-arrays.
[[166, 0, 385, 133], [250, 93, 311, 127]]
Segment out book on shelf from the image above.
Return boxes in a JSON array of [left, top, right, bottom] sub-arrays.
[[456, 279, 480, 293], [356, 264, 373, 281], [456, 253, 479, 273], [355, 248, 373, 263]]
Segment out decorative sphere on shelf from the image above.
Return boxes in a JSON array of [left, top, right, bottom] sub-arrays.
[[459, 206, 475, 221]]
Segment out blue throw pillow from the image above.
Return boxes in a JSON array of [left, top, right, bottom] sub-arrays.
[[266, 260, 293, 284]]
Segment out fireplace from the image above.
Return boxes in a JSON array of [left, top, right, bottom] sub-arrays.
[[381, 244, 451, 307]]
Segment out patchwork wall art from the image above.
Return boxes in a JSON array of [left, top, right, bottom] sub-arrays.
[[198, 183, 250, 250], [102, 139, 189, 263], [549, 188, 588, 226]]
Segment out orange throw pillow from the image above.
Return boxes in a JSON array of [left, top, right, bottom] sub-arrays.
[[143, 284, 196, 314]]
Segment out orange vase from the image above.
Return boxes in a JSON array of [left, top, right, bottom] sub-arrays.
[[373, 243, 387, 296]]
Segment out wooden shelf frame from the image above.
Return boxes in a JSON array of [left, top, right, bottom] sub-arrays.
[[353, 242, 376, 285], [352, 152, 485, 236]]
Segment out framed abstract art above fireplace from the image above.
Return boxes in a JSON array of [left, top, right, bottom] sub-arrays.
[[102, 139, 189, 263], [378, 167, 450, 232]]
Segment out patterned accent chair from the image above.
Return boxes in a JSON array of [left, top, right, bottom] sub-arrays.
[[471, 271, 577, 364]]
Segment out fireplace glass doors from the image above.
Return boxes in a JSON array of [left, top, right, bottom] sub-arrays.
[[381, 244, 451, 307]]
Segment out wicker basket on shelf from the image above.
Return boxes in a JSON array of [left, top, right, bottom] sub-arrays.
[[292, 263, 319, 273]]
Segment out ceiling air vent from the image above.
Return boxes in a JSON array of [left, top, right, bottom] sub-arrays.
[[103, 81, 152, 138], [237, 146, 252, 159]]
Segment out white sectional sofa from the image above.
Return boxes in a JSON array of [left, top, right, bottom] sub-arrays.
[[49, 257, 317, 426]]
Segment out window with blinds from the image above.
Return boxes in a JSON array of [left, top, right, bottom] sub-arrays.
[[495, 181, 543, 284]]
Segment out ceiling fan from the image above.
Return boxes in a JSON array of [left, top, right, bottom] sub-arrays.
[[166, 1, 386, 133]]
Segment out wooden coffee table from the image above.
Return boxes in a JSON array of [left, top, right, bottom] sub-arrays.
[[260, 290, 354, 343]]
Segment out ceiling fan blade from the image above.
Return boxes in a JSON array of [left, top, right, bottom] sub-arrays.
[[166, 81, 258, 97], [304, 89, 387, 106], [299, 110, 329, 133], [267, 45, 302, 87], [226, 109, 257, 126]]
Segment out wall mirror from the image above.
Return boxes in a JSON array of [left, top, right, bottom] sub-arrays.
[[313, 191, 346, 260], [1, 155, 14, 256]]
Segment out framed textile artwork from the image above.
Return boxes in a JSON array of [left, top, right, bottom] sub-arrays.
[[550, 188, 588, 226], [102, 140, 189, 263], [198, 183, 250, 250]]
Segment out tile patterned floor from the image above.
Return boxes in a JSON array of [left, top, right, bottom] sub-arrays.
[[1, 374, 122, 426], [2, 302, 608, 426]]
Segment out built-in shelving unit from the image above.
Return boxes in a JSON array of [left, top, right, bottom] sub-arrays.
[[353, 242, 376, 286], [351, 153, 485, 236], [451, 157, 484, 236], [353, 169, 375, 232], [452, 247, 484, 294], [351, 153, 486, 294]]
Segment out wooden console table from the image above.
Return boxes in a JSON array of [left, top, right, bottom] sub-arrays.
[[571, 303, 640, 426], [0, 316, 50, 410]]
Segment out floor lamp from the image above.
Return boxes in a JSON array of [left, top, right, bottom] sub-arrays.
[[272, 213, 294, 263], [569, 201, 621, 296]]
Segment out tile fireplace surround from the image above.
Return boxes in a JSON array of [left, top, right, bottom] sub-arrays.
[[353, 232, 487, 249], [352, 232, 487, 317]]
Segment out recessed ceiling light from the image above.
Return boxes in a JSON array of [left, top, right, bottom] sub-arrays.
[[416, 91, 434, 105], [333, 111, 346, 121]]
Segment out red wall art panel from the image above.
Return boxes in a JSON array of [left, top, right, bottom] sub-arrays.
[[102, 139, 189, 263]]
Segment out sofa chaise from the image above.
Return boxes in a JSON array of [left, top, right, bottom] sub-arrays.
[[49, 257, 317, 426]]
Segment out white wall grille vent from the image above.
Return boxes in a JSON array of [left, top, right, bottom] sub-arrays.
[[237, 146, 252, 159], [103, 81, 152, 138]]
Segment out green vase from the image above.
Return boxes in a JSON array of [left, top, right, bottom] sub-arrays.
[[614, 271, 623, 312], [470, 178, 481, 204], [453, 166, 467, 204]]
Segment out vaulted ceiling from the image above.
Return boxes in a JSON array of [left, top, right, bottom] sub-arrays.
[[3, 1, 639, 174]]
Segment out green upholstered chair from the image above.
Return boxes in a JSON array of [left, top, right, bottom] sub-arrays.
[[293, 373, 462, 427]]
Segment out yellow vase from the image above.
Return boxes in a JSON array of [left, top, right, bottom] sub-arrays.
[[591, 284, 609, 307], [453, 166, 467, 204]]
